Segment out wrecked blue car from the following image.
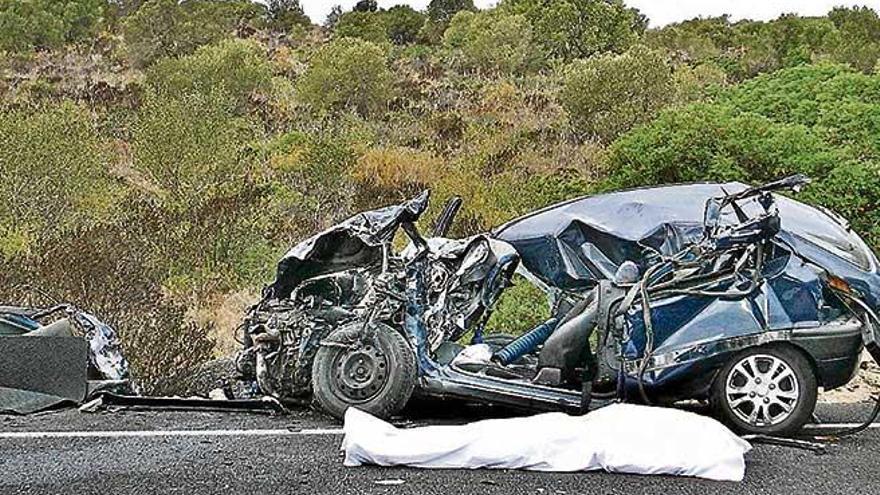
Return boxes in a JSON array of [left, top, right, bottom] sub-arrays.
[[237, 175, 880, 435]]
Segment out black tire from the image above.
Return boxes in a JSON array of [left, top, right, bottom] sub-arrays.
[[711, 345, 817, 436], [312, 322, 416, 420]]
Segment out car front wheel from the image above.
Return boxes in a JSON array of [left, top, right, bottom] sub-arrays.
[[312, 322, 416, 420], [711, 345, 817, 436]]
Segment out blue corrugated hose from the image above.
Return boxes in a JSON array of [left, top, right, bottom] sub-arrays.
[[492, 317, 558, 365]]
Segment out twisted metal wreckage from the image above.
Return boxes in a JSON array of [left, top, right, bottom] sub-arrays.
[[2, 175, 878, 440], [0, 302, 129, 414], [237, 175, 880, 436]]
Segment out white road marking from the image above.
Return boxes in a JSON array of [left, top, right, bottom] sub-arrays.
[[0, 428, 344, 439], [0, 423, 876, 440]]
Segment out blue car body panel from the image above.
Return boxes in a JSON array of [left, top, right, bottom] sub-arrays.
[[490, 182, 880, 400]]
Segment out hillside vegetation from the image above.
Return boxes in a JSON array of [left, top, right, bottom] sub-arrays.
[[2, 0, 880, 388]]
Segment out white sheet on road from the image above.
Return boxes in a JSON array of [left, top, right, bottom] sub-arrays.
[[342, 403, 752, 481]]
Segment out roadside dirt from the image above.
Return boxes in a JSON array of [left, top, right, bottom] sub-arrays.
[[818, 351, 880, 403]]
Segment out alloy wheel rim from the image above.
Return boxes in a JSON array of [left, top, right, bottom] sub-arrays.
[[725, 354, 800, 427]]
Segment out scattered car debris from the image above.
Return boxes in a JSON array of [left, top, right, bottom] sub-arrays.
[[95, 392, 287, 414], [236, 175, 880, 436], [342, 404, 752, 482], [0, 300, 130, 414]]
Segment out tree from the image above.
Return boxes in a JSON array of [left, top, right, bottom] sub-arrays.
[[353, 0, 378, 12], [325, 4, 343, 27], [427, 0, 475, 23], [0, 0, 106, 52], [443, 10, 544, 74], [335, 11, 387, 43], [122, 0, 263, 67], [384, 5, 425, 45], [266, 0, 310, 31], [561, 45, 674, 142], [296, 37, 393, 116], [106, 0, 144, 18], [502, 0, 644, 60], [828, 6, 880, 73]]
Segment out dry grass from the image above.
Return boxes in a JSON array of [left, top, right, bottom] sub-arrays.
[[188, 288, 261, 358]]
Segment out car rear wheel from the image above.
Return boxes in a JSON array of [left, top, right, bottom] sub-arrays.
[[312, 322, 416, 420], [711, 345, 817, 436]]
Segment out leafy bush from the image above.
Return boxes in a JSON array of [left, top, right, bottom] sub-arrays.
[[605, 100, 880, 251], [335, 6, 427, 46], [0, 0, 106, 51], [334, 11, 388, 43], [828, 6, 880, 73], [296, 38, 393, 116], [443, 10, 544, 75], [122, 0, 262, 66], [0, 102, 120, 259], [130, 90, 259, 212], [645, 11, 879, 80], [721, 63, 851, 126], [130, 90, 292, 296], [502, 0, 645, 60], [265, 0, 310, 32], [145, 39, 272, 112], [561, 45, 674, 142], [606, 103, 837, 187], [672, 62, 728, 103], [721, 63, 880, 159], [487, 275, 550, 335], [384, 5, 425, 45], [427, 0, 475, 23]]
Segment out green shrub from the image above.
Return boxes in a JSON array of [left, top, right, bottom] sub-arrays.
[[502, 0, 645, 60], [145, 39, 272, 113], [645, 14, 844, 81], [0, 0, 106, 52], [0, 102, 120, 259], [801, 160, 880, 248], [122, 0, 262, 66], [296, 38, 393, 116], [487, 275, 550, 335], [265, 0, 310, 32], [334, 11, 388, 43], [606, 103, 837, 188], [130, 90, 259, 212], [561, 45, 674, 142], [427, 0, 475, 23], [721, 63, 851, 127], [443, 10, 544, 75], [721, 64, 880, 159], [384, 5, 425, 45], [828, 6, 880, 73]]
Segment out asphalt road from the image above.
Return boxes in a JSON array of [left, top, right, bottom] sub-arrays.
[[0, 401, 877, 495]]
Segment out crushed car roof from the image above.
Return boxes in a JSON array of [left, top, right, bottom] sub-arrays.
[[493, 182, 878, 291]]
